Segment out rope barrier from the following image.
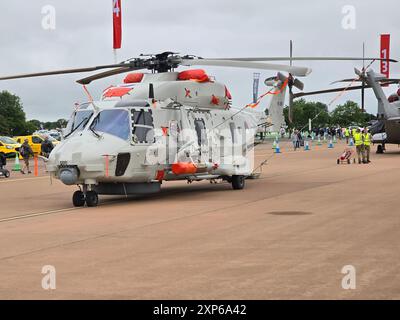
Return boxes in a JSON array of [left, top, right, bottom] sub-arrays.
[[212, 79, 288, 131]]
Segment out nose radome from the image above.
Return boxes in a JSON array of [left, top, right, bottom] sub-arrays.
[[59, 167, 79, 185]]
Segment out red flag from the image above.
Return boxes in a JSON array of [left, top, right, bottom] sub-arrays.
[[113, 0, 122, 49], [380, 34, 390, 84]]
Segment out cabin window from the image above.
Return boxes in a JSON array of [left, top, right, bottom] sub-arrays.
[[91, 109, 130, 140], [131, 109, 154, 143], [229, 122, 236, 143], [194, 119, 207, 146]]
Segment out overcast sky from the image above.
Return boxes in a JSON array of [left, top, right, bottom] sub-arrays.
[[0, 0, 399, 121]]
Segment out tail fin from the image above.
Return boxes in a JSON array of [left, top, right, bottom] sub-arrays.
[[366, 69, 397, 118], [261, 73, 288, 131]]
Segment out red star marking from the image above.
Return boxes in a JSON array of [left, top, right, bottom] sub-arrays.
[[211, 95, 220, 105], [185, 88, 192, 98]]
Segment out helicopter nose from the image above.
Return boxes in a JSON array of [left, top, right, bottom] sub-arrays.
[[59, 167, 79, 185]]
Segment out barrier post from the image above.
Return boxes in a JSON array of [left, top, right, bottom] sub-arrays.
[[105, 155, 109, 177], [34, 155, 38, 176], [275, 142, 281, 154]]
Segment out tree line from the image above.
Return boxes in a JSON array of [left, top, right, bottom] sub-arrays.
[[0, 90, 67, 136], [283, 99, 376, 130], [0, 90, 377, 137]]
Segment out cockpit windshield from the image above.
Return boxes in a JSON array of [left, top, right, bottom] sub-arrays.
[[64, 109, 94, 137], [91, 109, 130, 140]]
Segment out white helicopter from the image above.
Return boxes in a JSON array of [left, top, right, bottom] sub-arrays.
[[0, 52, 387, 207]]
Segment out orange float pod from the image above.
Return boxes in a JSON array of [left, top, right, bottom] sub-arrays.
[[178, 69, 210, 83], [123, 72, 144, 83], [171, 162, 197, 175], [103, 87, 133, 98]]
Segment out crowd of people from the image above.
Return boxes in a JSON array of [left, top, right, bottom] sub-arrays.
[[282, 126, 372, 164], [285, 126, 345, 151]]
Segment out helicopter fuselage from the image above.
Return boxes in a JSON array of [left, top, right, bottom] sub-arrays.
[[47, 99, 258, 199]]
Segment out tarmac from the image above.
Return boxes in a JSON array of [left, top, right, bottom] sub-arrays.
[[1, 139, 400, 299]]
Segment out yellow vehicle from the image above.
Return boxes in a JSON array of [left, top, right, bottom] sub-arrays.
[[14, 135, 45, 155], [14, 134, 59, 156], [0, 136, 21, 158]]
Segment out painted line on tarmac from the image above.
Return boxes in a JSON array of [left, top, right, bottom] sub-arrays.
[[0, 176, 48, 184], [0, 207, 80, 223], [0, 198, 125, 224]]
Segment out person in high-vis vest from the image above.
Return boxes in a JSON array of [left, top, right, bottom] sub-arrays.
[[363, 127, 372, 163], [351, 127, 357, 138], [344, 127, 350, 144], [353, 128, 364, 164]]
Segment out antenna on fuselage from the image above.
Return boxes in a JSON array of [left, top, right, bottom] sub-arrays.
[[149, 83, 154, 99], [149, 83, 156, 104]]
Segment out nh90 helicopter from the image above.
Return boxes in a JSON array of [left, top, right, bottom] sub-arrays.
[[0, 52, 389, 207]]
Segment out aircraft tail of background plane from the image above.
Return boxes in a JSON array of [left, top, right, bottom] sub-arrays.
[[365, 69, 399, 119]]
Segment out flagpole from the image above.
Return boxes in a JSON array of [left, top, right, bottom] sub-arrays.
[[113, 49, 118, 64], [112, 0, 122, 82]]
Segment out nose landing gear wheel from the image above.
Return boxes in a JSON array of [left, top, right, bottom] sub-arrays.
[[85, 191, 99, 207], [72, 191, 85, 207], [231, 175, 245, 190]]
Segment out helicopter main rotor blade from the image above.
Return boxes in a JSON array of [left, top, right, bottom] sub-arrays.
[[208, 57, 398, 63], [181, 59, 312, 77], [76, 66, 143, 84], [293, 81, 398, 98], [331, 78, 400, 85], [294, 85, 371, 98], [330, 78, 359, 84], [0, 63, 135, 81]]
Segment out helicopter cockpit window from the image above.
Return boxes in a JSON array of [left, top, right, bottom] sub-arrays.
[[64, 110, 94, 137], [91, 109, 130, 141], [131, 109, 154, 143]]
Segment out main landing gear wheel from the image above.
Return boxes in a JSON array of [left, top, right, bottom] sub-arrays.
[[376, 145, 384, 154], [231, 175, 245, 190], [85, 191, 99, 207], [72, 191, 85, 207]]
